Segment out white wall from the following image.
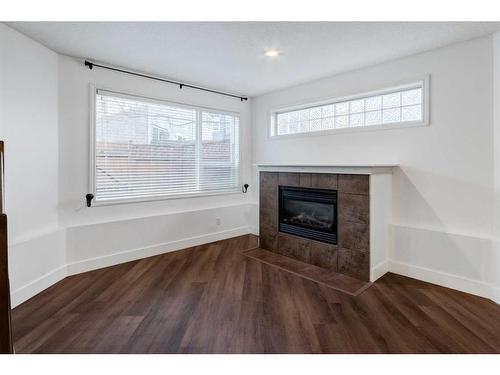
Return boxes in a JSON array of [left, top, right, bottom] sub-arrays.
[[0, 24, 66, 306], [252, 36, 498, 301], [492, 31, 500, 304], [0, 24, 59, 242]]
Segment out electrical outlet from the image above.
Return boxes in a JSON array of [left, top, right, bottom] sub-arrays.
[[216, 218, 221, 226]]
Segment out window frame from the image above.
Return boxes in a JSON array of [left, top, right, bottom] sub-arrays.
[[88, 85, 242, 207], [268, 76, 430, 139]]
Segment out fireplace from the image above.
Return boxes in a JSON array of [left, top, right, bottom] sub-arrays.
[[279, 186, 337, 245]]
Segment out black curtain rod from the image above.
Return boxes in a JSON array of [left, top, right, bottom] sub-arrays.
[[84, 60, 248, 102]]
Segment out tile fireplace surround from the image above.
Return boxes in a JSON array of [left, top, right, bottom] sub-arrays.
[[257, 165, 395, 282]]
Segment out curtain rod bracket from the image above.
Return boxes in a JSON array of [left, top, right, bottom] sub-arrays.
[[84, 60, 94, 70]]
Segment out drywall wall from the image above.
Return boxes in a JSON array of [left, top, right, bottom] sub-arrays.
[[252, 36, 497, 300], [0, 24, 66, 306], [493, 31, 500, 304], [0, 24, 59, 242]]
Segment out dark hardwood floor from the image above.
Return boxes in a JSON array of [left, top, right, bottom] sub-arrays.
[[12, 235, 500, 353]]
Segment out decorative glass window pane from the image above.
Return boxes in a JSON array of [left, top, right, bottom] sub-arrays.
[[289, 122, 299, 133], [365, 110, 382, 125], [300, 109, 310, 122], [299, 120, 310, 133], [383, 108, 401, 123], [350, 113, 364, 127], [365, 96, 382, 111], [277, 113, 288, 126], [350, 99, 364, 113], [290, 111, 301, 123], [335, 102, 349, 116], [277, 123, 288, 135], [402, 88, 422, 106], [402, 105, 422, 122], [322, 117, 334, 130], [310, 107, 322, 119], [383, 92, 401, 109], [335, 115, 349, 128], [310, 119, 322, 131], [323, 104, 335, 117], [273, 81, 424, 136]]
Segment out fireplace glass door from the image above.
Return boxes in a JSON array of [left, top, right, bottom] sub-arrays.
[[279, 186, 337, 245]]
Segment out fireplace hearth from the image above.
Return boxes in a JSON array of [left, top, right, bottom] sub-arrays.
[[279, 186, 337, 245]]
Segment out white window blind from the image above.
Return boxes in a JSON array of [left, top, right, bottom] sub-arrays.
[[93, 89, 240, 203], [271, 81, 426, 137]]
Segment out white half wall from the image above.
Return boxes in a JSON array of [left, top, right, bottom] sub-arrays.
[[65, 204, 255, 275], [9, 229, 66, 307], [390, 224, 498, 300], [252, 36, 498, 302], [10, 204, 254, 308]]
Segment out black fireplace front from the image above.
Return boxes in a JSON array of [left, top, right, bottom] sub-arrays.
[[279, 186, 337, 245]]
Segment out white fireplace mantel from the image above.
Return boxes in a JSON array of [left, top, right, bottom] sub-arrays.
[[255, 164, 397, 175]]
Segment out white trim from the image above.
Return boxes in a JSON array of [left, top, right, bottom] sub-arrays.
[[268, 120, 429, 140], [255, 164, 396, 175], [88, 84, 97, 197], [492, 286, 500, 305], [371, 260, 389, 281], [11, 224, 500, 307], [66, 225, 252, 276], [9, 226, 62, 247], [88, 85, 242, 206], [389, 260, 496, 301], [268, 76, 430, 139], [11, 265, 67, 308], [91, 188, 242, 207], [11, 225, 254, 307]]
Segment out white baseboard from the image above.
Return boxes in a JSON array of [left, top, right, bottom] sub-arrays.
[[389, 260, 495, 301], [11, 265, 67, 308], [66, 226, 253, 276], [491, 286, 500, 305], [12, 226, 253, 307], [11, 224, 500, 307], [371, 260, 389, 282]]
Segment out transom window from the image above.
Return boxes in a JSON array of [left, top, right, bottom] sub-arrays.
[[91, 89, 240, 204], [271, 80, 427, 137]]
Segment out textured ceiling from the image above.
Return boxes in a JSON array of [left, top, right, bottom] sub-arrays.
[[7, 22, 500, 96]]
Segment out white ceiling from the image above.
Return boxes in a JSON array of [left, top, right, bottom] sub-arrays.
[[7, 22, 500, 96]]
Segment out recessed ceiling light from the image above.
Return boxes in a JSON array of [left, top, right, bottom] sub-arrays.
[[264, 49, 281, 58]]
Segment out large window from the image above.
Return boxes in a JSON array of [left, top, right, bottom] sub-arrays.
[[271, 80, 427, 137], [91, 89, 240, 204]]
